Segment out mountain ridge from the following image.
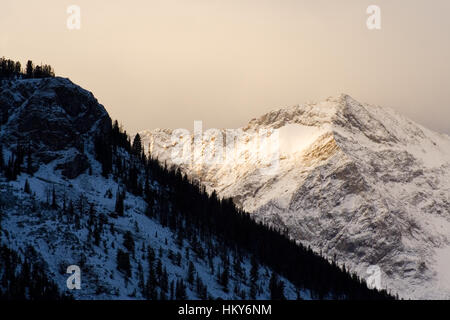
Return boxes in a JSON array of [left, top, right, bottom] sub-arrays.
[[140, 94, 450, 299]]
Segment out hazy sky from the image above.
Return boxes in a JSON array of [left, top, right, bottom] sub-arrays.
[[1, 0, 449, 134]]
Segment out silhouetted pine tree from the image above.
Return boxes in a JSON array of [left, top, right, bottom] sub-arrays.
[[123, 231, 135, 256], [175, 279, 187, 300], [249, 255, 259, 299], [269, 273, 285, 300], [116, 249, 131, 278], [23, 179, 31, 194], [132, 134, 142, 155], [115, 190, 124, 216], [25, 60, 33, 79], [51, 186, 57, 209], [187, 261, 195, 286], [0, 144, 4, 170]]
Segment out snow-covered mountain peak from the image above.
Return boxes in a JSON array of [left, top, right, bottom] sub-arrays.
[[245, 93, 450, 169], [245, 94, 347, 131], [140, 95, 450, 299]]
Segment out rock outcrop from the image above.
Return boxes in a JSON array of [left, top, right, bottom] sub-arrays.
[[0, 77, 111, 178]]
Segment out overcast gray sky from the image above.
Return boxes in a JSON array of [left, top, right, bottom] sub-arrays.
[[1, 0, 449, 134]]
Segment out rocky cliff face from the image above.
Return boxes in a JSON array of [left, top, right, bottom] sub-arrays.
[[140, 94, 450, 299], [0, 77, 111, 177]]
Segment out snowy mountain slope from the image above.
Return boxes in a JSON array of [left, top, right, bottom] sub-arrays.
[[1, 78, 389, 300], [0, 160, 300, 299], [0, 78, 303, 299], [140, 94, 450, 299]]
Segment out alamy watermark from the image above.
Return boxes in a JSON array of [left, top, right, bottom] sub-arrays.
[[67, 5, 81, 30], [367, 5, 381, 30], [66, 265, 81, 290], [167, 121, 280, 176], [63, 5, 381, 32]]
